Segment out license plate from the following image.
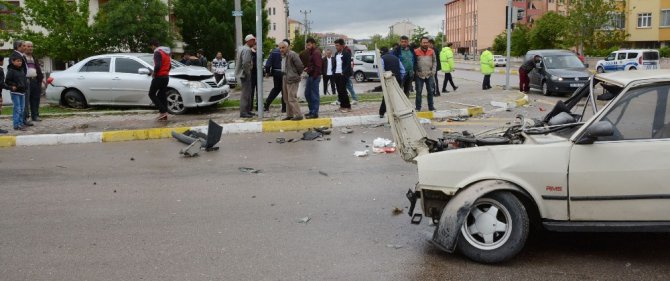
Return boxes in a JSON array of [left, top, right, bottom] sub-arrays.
[[570, 83, 585, 87]]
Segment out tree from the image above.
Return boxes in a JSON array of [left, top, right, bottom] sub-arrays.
[[410, 26, 429, 45], [433, 32, 445, 50], [566, 0, 625, 54], [94, 0, 173, 53], [490, 25, 531, 57], [0, 0, 99, 62], [173, 0, 270, 60], [366, 33, 400, 50], [528, 12, 568, 50]]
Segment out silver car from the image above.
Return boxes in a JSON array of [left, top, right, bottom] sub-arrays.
[[46, 53, 230, 114], [225, 60, 236, 87]]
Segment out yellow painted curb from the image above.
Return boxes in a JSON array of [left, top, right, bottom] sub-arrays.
[[0, 136, 16, 147], [102, 127, 190, 142], [467, 106, 485, 117], [262, 118, 332, 132], [416, 111, 434, 119]]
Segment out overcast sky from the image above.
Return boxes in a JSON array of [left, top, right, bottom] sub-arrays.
[[288, 0, 447, 39]]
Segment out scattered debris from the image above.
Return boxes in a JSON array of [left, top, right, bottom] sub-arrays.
[[252, 195, 256, 198], [353, 150, 369, 157], [71, 124, 89, 130], [93, 182, 97, 185], [318, 171, 329, 177], [113, 190, 116, 193], [392, 207, 404, 215], [239, 167, 262, 174], [372, 138, 397, 153], [314, 126, 332, 135], [173, 120, 223, 157], [419, 118, 431, 124], [56, 165, 67, 169], [297, 217, 311, 224], [539, 106, 546, 112], [367, 123, 384, 128], [130, 157, 135, 161], [386, 244, 404, 249], [360, 140, 366, 143], [276, 138, 286, 144], [340, 127, 354, 134], [302, 130, 322, 140], [448, 116, 468, 122], [430, 125, 436, 130]]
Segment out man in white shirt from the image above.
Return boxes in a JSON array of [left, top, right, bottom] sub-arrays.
[[321, 49, 335, 95], [211, 52, 227, 84]]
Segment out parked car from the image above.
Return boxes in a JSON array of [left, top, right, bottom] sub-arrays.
[[493, 55, 507, 67], [525, 49, 591, 96], [380, 47, 670, 263], [596, 49, 660, 73], [45, 53, 230, 114], [225, 60, 236, 87], [353, 51, 379, 82]]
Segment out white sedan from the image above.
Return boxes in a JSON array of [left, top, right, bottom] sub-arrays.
[[46, 53, 230, 114], [493, 55, 507, 67]]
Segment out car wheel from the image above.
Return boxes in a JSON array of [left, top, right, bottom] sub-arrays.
[[166, 89, 186, 115], [63, 89, 87, 109], [629, 67, 637, 71], [457, 191, 529, 264], [541, 81, 551, 96], [596, 66, 605, 73], [354, 71, 365, 83]]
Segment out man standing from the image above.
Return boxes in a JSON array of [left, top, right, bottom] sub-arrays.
[[480, 48, 494, 90], [197, 49, 208, 68], [24, 41, 43, 122], [211, 51, 227, 84], [279, 41, 304, 121], [148, 39, 171, 121], [264, 41, 287, 112], [519, 55, 541, 94], [236, 34, 256, 118], [414, 37, 437, 111], [10, 40, 31, 127], [440, 42, 458, 93], [321, 49, 335, 95], [379, 46, 405, 118], [393, 36, 416, 97], [429, 39, 441, 96], [303, 37, 322, 119], [332, 39, 352, 113]]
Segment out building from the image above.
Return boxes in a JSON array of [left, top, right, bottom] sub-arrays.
[[444, 0, 569, 55], [266, 0, 288, 44], [288, 18, 304, 43], [389, 20, 416, 38], [621, 0, 670, 48], [313, 32, 355, 47]]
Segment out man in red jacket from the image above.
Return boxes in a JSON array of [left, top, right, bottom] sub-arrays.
[[148, 39, 171, 121]]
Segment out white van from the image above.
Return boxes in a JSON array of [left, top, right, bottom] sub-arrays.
[[595, 49, 660, 73], [352, 51, 379, 82]]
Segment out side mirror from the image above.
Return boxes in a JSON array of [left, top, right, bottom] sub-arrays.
[[576, 120, 614, 144], [138, 68, 151, 75]]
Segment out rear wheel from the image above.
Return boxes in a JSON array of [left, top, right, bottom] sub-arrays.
[[629, 66, 637, 71], [354, 71, 366, 83], [541, 81, 551, 96], [166, 89, 186, 115], [63, 89, 87, 109], [596, 66, 604, 73], [457, 192, 529, 264]]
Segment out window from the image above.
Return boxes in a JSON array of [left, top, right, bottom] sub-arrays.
[[80, 58, 111, 72], [115, 58, 146, 74], [273, 23, 276, 31], [361, 55, 374, 64], [604, 12, 625, 30], [643, 51, 659, 60], [617, 53, 627, 60], [627, 52, 638, 59], [0, 1, 19, 31], [600, 84, 670, 140], [662, 10, 670, 27], [638, 13, 652, 28], [273, 7, 276, 15]]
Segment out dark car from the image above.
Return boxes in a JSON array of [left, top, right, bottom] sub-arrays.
[[525, 50, 591, 96]]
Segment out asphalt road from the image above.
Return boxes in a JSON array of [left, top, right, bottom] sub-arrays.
[[2, 123, 669, 280]]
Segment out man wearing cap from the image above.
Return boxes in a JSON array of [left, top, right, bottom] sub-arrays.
[[236, 34, 256, 118]]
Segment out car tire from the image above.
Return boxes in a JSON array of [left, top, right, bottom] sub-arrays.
[[354, 71, 365, 83], [457, 191, 529, 264], [541, 81, 551, 96], [63, 89, 87, 109], [629, 67, 637, 71], [166, 89, 186, 115], [596, 66, 605, 73]]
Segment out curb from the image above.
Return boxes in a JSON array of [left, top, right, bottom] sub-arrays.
[[455, 66, 519, 75]]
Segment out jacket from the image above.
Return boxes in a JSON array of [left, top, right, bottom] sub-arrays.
[[10, 50, 27, 75], [322, 56, 334, 76], [25, 55, 44, 82], [264, 48, 282, 74], [235, 44, 254, 80], [5, 65, 27, 94], [520, 58, 537, 72], [393, 46, 417, 74], [153, 46, 172, 77], [414, 47, 436, 79], [439, 47, 455, 73], [305, 47, 322, 78], [433, 47, 441, 71], [283, 50, 304, 83], [480, 50, 495, 75], [0, 68, 12, 92], [332, 48, 353, 77]]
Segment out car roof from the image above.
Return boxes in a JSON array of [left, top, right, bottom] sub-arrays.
[[526, 49, 574, 56], [596, 69, 670, 87], [613, 49, 658, 53], [88, 53, 152, 59]]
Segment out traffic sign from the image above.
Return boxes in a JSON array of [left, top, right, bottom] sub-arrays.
[[232, 10, 243, 17]]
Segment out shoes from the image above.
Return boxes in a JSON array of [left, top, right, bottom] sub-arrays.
[[0, 128, 7, 134], [32, 117, 42, 122], [339, 108, 351, 113], [291, 116, 303, 121], [434, 93, 441, 97], [351, 100, 358, 105], [379, 114, 385, 119], [429, 108, 436, 111], [24, 121, 34, 126], [442, 89, 449, 93], [304, 114, 318, 119], [263, 106, 270, 112], [281, 109, 286, 113], [156, 113, 168, 121], [453, 86, 459, 91], [282, 116, 293, 121], [14, 126, 27, 131], [330, 100, 340, 105], [240, 113, 254, 118]]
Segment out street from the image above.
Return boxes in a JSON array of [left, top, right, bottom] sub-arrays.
[[2, 123, 670, 280]]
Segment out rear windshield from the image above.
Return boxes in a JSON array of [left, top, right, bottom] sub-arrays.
[[543, 55, 584, 69], [643, 52, 659, 60]]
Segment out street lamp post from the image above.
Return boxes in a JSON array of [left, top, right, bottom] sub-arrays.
[[505, 0, 512, 90], [256, 0, 264, 119]]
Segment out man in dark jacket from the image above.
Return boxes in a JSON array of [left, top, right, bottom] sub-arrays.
[[304, 37, 322, 119], [263, 40, 287, 112], [519, 55, 541, 94], [429, 39, 441, 96], [393, 36, 416, 97], [332, 39, 352, 112], [24, 41, 44, 122], [321, 49, 336, 95], [379, 47, 405, 118], [10, 40, 32, 126]]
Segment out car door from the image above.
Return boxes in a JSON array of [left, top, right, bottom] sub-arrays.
[[361, 54, 378, 79], [603, 52, 617, 72], [528, 56, 542, 88], [110, 57, 153, 105], [76, 58, 113, 103], [616, 52, 627, 71], [569, 83, 670, 221]]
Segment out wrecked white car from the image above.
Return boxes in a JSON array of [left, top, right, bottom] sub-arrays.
[[380, 48, 670, 264]]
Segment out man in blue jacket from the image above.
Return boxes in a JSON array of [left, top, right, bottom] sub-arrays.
[[263, 40, 288, 113], [393, 36, 416, 97]]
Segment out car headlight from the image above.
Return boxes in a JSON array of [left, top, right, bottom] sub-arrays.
[[181, 81, 207, 89], [550, 76, 563, 81]]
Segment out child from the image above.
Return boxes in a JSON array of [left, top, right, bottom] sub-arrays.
[[0, 55, 8, 134], [5, 56, 27, 131]]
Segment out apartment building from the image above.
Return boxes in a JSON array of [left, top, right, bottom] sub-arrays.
[[389, 20, 417, 38], [266, 0, 288, 44], [622, 0, 670, 48], [288, 18, 304, 43], [313, 32, 355, 47]]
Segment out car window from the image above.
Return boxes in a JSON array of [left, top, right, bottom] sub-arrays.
[[80, 58, 111, 72], [617, 53, 627, 60], [361, 55, 374, 64], [354, 55, 362, 61], [643, 51, 659, 60], [606, 53, 616, 61], [600, 84, 670, 140], [115, 58, 146, 74], [543, 55, 584, 69], [627, 52, 638, 59], [138, 55, 184, 69], [227, 62, 235, 69]]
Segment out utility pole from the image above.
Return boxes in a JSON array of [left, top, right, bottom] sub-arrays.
[[505, 0, 512, 90], [300, 9, 311, 45], [284, 0, 289, 41], [256, 0, 264, 119], [234, 0, 243, 50]]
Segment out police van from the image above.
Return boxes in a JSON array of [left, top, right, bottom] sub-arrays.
[[595, 49, 660, 73]]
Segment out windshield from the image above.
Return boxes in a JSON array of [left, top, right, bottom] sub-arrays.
[[227, 61, 235, 69], [543, 55, 584, 69], [138, 54, 185, 69]]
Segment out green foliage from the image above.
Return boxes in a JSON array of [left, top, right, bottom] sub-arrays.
[[410, 26, 429, 45], [433, 32, 444, 50], [366, 33, 400, 50], [566, 0, 626, 53], [173, 0, 269, 60], [584, 46, 619, 57], [0, 0, 100, 62], [660, 47, 670, 58], [290, 33, 321, 53], [94, 0, 173, 53], [529, 12, 568, 50], [491, 25, 530, 57], [492, 32, 507, 55]]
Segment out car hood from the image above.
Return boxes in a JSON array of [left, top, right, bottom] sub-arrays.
[[170, 66, 214, 81], [546, 68, 590, 78]]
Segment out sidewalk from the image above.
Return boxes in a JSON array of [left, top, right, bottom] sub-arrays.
[[0, 77, 528, 147]]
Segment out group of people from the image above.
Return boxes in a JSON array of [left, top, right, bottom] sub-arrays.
[[0, 40, 44, 133]]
